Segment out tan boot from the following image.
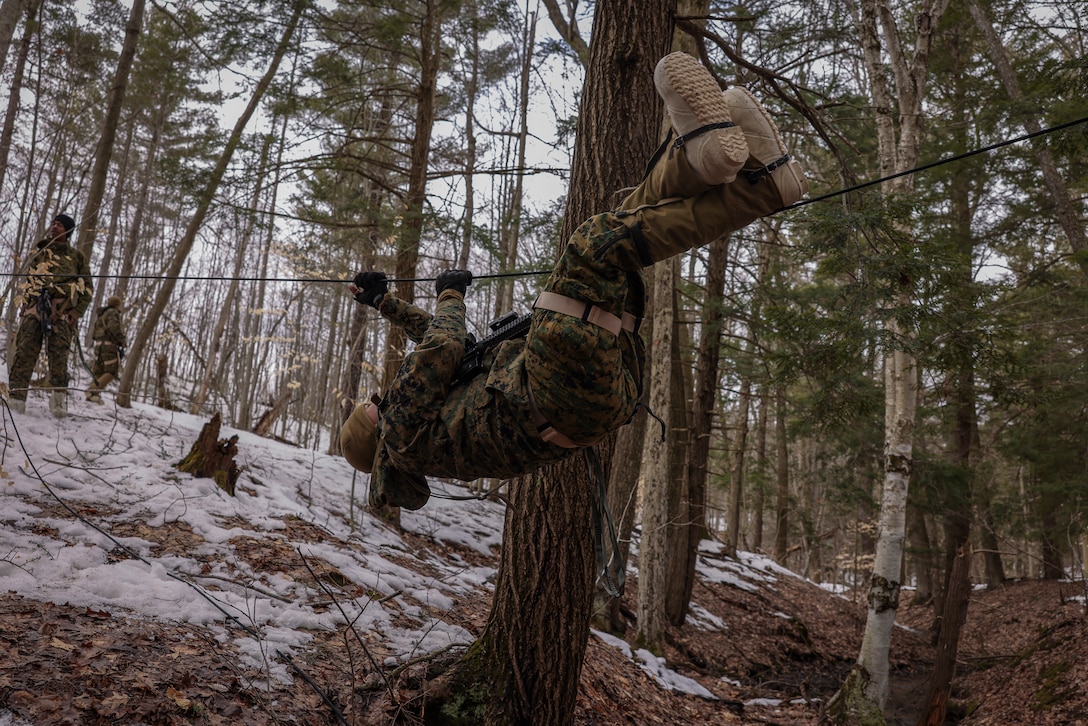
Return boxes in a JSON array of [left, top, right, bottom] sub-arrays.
[[722, 86, 809, 207], [653, 52, 748, 186], [50, 390, 67, 419]]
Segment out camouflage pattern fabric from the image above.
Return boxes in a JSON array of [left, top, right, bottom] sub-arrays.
[[372, 291, 571, 490], [8, 237, 93, 401], [90, 305, 126, 380], [8, 316, 79, 399], [364, 143, 783, 500]]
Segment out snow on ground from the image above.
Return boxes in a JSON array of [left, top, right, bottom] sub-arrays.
[[0, 383, 768, 706], [0, 390, 488, 680]]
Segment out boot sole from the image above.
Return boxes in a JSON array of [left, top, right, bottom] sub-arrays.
[[723, 86, 809, 205], [655, 53, 748, 184]]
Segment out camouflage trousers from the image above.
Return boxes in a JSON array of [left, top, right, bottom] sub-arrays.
[[91, 341, 121, 381], [526, 213, 647, 445], [8, 315, 77, 401]]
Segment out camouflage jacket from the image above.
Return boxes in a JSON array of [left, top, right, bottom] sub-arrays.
[[92, 306, 126, 346], [373, 294, 571, 482], [20, 237, 93, 318]]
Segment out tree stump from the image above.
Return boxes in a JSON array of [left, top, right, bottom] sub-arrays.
[[176, 413, 241, 496]]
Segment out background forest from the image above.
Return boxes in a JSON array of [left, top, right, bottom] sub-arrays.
[[0, 0, 1086, 721]]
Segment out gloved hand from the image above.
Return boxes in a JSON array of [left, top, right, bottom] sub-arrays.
[[435, 269, 472, 297], [351, 271, 388, 308]]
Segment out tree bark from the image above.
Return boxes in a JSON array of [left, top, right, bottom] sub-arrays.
[[915, 544, 972, 726], [773, 387, 790, 562], [381, 0, 449, 388], [829, 0, 950, 718], [0, 0, 27, 76], [444, 2, 676, 721], [176, 413, 240, 496], [0, 0, 38, 209], [637, 258, 676, 650]]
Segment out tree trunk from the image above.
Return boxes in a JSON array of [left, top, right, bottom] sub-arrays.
[[594, 405, 646, 633], [0, 0, 27, 76], [0, 0, 38, 210], [191, 136, 272, 415], [637, 258, 676, 651], [829, 0, 949, 717], [773, 387, 790, 562], [77, 0, 144, 260], [443, 2, 675, 721], [915, 544, 972, 726], [176, 413, 240, 496], [84, 120, 135, 349], [493, 9, 535, 316], [752, 389, 768, 552], [967, 0, 1087, 262], [381, 0, 449, 388], [115, 1, 302, 407], [726, 374, 752, 556], [681, 235, 728, 602]]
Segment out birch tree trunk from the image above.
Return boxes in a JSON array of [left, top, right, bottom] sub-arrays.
[[115, 2, 302, 407], [829, 0, 950, 719]]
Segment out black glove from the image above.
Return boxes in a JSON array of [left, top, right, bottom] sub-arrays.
[[352, 271, 388, 308], [435, 269, 472, 297]]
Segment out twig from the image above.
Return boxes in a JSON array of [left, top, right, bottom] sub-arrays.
[[297, 547, 396, 700], [194, 572, 296, 604]]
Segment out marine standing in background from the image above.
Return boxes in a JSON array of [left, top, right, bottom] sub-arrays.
[[7, 213, 94, 418], [86, 295, 126, 404]]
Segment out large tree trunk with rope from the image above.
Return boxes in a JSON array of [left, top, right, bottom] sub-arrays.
[[432, 2, 676, 722]]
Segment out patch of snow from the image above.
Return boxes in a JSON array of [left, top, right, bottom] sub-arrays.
[[592, 630, 718, 700]]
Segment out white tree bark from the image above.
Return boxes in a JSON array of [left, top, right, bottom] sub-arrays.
[[833, 0, 950, 717]]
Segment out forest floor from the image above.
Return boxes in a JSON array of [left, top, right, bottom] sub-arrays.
[[2, 490, 1087, 724]]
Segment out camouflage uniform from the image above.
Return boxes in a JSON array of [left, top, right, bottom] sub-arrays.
[[8, 235, 94, 401], [89, 300, 126, 391], [366, 144, 789, 509]]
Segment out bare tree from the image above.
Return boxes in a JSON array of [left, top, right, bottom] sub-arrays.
[[115, 1, 303, 407], [77, 0, 145, 260]]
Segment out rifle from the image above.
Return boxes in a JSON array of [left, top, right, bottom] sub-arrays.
[[36, 289, 53, 333], [452, 311, 532, 386]]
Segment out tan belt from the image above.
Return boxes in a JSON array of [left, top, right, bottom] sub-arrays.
[[526, 379, 581, 449], [534, 292, 640, 336]]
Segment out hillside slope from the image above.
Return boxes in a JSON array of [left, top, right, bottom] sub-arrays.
[[0, 395, 1082, 724]]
